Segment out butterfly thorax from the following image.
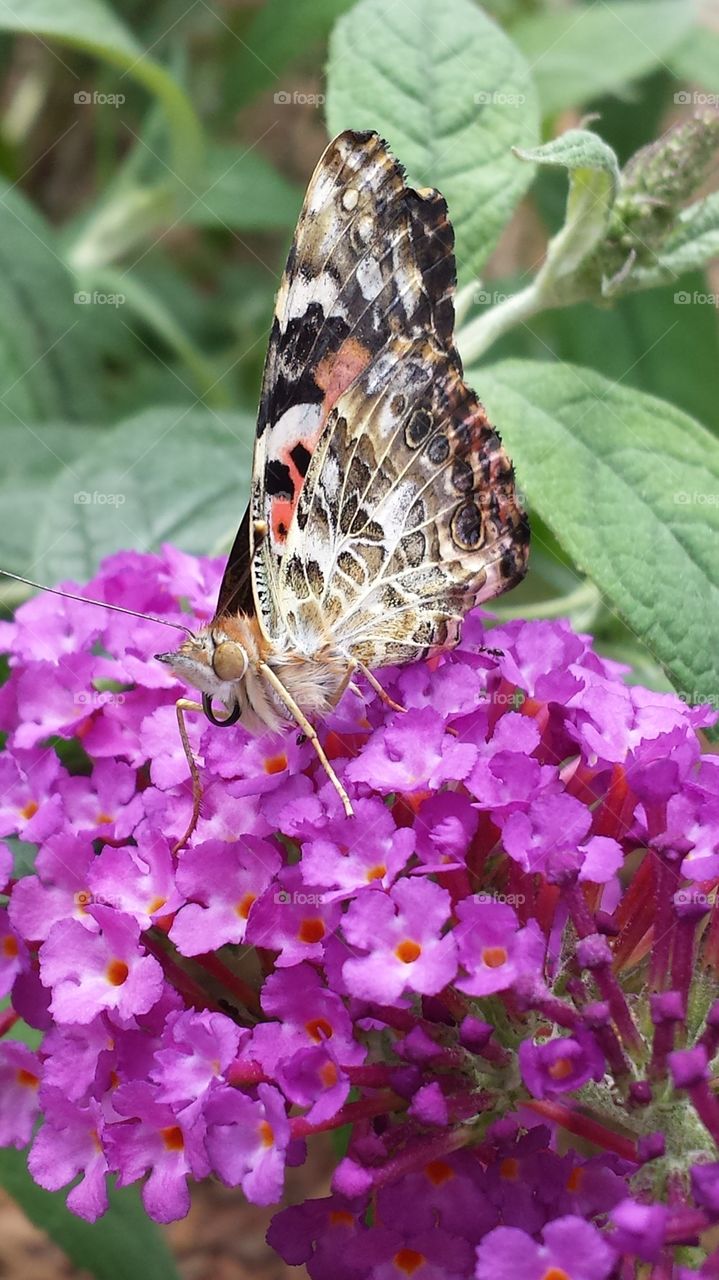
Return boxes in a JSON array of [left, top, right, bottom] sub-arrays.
[[158, 611, 349, 734]]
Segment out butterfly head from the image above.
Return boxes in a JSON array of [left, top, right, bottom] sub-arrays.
[[155, 626, 249, 709]]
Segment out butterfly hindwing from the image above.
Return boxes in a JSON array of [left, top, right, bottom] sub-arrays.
[[245, 130, 459, 637], [278, 331, 529, 665]]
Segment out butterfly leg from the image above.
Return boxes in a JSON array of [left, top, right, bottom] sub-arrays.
[[173, 698, 205, 855], [357, 663, 407, 714], [258, 662, 354, 817]]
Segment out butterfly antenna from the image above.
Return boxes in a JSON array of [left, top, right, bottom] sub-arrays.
[[0, 569, 192, 635]]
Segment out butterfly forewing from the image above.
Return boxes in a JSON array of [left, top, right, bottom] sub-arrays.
[[215, 128, 528, 665]]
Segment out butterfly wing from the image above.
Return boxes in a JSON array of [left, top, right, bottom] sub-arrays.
[[278, 330, 529, 666], [233, 129, 459, 638]]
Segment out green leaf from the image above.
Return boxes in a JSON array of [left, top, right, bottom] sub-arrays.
[[0, 1148, 179, 1280], [183, 144, 303, 232], [0, 183, 104, 424], [0, 0, 201, 179], [225, 0, 356, 109], [487, 272, 719, 434], [0, 421, 95, 583], [670, 26, 719, 94], [477, 359, 719, 703], [515, 130, 619, 285], [34, 406, 255, 582], [629, 192, 719, 288], [512, 2, 693, 116], [326, 0, 539, 280]]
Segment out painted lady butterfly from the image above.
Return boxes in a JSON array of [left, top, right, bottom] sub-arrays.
[[157, 129, 529, 831]]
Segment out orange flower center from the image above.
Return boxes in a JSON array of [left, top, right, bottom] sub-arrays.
[[366, 864, 386, 882], [306, 1017, 333, 1042], [393, 1249, 425, 1275], [548, 1057, 574, 1081], [329, 1210, 355, 1227], [106, 959, 129, 986], [19, 801, 38, 821], [541, 1270, 570, 1280], [481, 945, 508, 968], [15, 1069, 39, 1089], [425, 1159, 454, 1185], [298, 918, 325, 945], [161, 1126, 184, 1151], [2, 936, 18, 958], [258, 1120, 274, 1148], [264, 753, 288, 774], [395, 939, 421, 964], [236, 892, 256, 920], [320, 1061, 339, 1087], [500, 1156, 519, 1180]]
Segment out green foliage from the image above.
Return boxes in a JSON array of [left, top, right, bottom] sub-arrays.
[[479, 361, 719, 702], [0, 1148, 179, 1280], [0, 0, 718, 1262], [327, 0, 539, 279], [34, 408, 255, 582], [511, 2, 693, 116]]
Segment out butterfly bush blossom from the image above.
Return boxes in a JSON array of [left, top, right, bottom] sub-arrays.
[[0, 548, 718, 1277]]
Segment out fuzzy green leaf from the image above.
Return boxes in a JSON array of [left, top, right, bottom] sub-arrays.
[[477, 359, 719, 704], [326, 0, 539, 280]]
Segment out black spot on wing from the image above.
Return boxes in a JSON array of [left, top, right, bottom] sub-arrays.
[[290, 441, 312, 478], [265, 459, 294, 499]]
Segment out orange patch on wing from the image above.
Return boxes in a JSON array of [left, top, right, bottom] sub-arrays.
[[270, 496, 294, 547], [315, 337, 372, 415]]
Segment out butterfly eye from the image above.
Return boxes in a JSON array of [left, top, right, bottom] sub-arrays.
[[202, 693, 241, 727], [211, 640, 249, 682]]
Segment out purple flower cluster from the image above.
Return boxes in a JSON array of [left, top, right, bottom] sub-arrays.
[[1, 547, 718, 1277]]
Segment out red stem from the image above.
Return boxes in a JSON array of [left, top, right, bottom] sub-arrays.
[[525, 1099, 639, 1162], [290, 1090, 406, 1138], [193, 951, 261, 1013]]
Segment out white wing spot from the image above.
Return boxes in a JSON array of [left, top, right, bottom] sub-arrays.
[[342, 187, 359, 211]]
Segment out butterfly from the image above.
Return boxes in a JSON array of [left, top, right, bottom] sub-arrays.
[[156, 129, 529, 841]]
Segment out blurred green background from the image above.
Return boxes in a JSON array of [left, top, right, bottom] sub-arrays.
[[0, 0, 716, 666]]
